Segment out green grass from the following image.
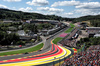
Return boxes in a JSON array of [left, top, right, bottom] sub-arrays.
[[64, 28, 73, 33], [53, 37, 63, 44], [0, 43, 44, 56], [64, 23, 75, 33], [70, 23, 75, 28]]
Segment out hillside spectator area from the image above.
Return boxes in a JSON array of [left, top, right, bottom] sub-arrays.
[[63, 45, 100, 66]]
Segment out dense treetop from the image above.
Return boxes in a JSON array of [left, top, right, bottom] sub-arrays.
[[0, 8, 100, 26], [0, 8, 73, 21], [73, 15, 100, 27]]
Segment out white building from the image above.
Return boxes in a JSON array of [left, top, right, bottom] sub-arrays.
[[94, 34, 100, 37]]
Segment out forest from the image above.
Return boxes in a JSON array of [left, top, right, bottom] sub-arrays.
[[73, 15, 100, 27], [1, 8, 100, 27], [0, 8, 73, 21], [77, 37, 100, 49]]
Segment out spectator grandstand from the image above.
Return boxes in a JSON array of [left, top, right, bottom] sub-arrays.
[[86, 27, 100, 37], [86, 27, 100, 34]]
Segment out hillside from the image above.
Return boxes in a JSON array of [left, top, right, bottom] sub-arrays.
[[0, 8, 73, 21], [0, 8, 100, 27], [73, 15, 100, 22], [73, 15, 100, 27]]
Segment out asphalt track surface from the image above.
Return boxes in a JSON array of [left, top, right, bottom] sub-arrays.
[[0, 27, 72, 66], [0, 27, 69, 61], [0, 44, 72, 66]]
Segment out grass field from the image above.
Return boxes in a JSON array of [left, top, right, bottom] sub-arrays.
[[64, 23, 75, 33], [53, 37, 63, 45], [64, 28, 73, 33], [0, 43, 44, 56], [70, 23, 75, 28]]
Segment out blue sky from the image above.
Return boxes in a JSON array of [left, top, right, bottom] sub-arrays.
[[0, 0, 100, 18]]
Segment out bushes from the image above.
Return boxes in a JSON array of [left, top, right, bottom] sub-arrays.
[[16, 41, 25, 45]]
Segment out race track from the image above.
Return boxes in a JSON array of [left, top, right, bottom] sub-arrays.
[[0, 44, 72, 66], [0, 27, 73, 66]]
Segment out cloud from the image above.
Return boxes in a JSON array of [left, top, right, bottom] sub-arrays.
[[74, 2, 100, 16], [52, 0, 100, 9], [37, 7, 64, 13], [26, 0, 49, 6], [51, 0, 80, 7], [49, 8, 64, 13], [37, 7, 49, 11], [65, 13, 73, 16], [0, 4, 8, 8], [3, 0, 21, 2], [19, 7, 33, 12], [60, 12, 75, 18], [51, 0, 100, 17], [74, 9, 100, 16], [76, 2, 100, 9]]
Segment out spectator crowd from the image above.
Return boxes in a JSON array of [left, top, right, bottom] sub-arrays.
[[62, 45, 100, 66], [60, 40, 76, 47]]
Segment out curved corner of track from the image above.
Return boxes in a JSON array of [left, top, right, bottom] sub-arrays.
[[0, 40, 73, 66]]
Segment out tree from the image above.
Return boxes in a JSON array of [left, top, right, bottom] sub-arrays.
[[0, 33, 20, 47], [29, 24, 38, 33], [16, 41, 25, 45]]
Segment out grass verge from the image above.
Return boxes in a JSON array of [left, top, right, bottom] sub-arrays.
[[53, 37, 63, 45], [64, 28, 73, 33], [64, 23, 75, 33], [70, 23, 75, 28], [0, 43, 44, 56]]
